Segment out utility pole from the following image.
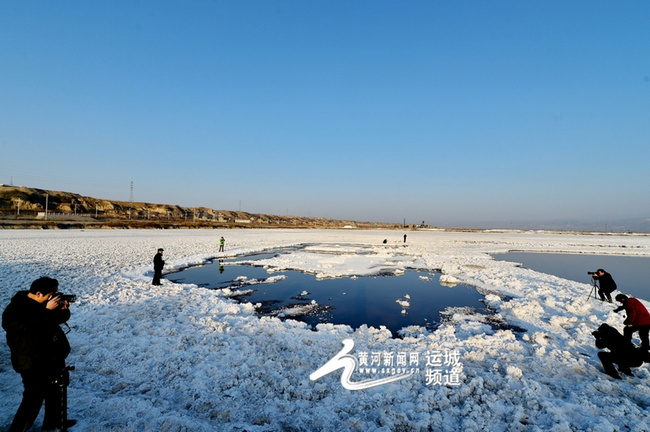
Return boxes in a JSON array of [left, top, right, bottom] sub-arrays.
[[129, 181, 134, 220]]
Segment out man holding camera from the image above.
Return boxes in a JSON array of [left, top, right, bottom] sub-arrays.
[[614, 294, 650, 351], [591, 269, 617, 303], [2, 277, 75, 431], [592, 323, 648, 379]]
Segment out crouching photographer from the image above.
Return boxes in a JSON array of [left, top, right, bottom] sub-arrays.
[[592, 323, 650, 380], [614, 294, 650, 351], [2, 277, 77, 431], [588, 269, 617, 303]]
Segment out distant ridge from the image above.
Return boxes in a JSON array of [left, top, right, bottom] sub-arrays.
[[1, 184, 648, 233], [0, 184, 401, 230]]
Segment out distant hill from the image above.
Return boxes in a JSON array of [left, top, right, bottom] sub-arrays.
[[0, 184, 400, 230], [2, 184, 648, 232]]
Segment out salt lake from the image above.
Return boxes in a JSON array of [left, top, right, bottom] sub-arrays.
[[492, 252, 650, 301], [168, 248, 490, 335]]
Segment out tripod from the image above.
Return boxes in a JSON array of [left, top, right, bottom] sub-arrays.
[[587, 276, 600, 300], [52, 365, 75, 431]]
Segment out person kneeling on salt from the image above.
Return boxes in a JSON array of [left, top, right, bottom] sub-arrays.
[[593, 323, 650, 379]]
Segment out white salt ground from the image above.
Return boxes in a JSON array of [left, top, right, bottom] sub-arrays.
[[1, 228, 650, 431]]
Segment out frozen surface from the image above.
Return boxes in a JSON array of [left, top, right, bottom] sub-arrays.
[[2, 229, 650, 431]]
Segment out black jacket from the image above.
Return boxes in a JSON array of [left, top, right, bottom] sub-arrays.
[[594, 323, 645, 367], [2, 291, 71, 374], [153, 253, 165, 271], [594, 272, 617, 293]]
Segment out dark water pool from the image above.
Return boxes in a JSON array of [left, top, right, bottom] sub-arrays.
[[493, 252, 650, 301], [168, 255, 489, 335]]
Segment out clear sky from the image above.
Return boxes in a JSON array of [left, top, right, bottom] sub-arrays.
[[1, 1, 649, 227]]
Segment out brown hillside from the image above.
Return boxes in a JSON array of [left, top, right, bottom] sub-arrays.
[[0, 184, 401, 230]]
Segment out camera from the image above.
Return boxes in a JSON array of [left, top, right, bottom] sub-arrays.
[[587, 271, 596, 275], [57, 293, 77, 303]]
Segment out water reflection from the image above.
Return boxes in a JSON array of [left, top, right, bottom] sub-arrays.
[[168, 258, 488, 335]]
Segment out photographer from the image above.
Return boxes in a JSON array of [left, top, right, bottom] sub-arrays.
[[614, 294, 650, 351], [2, 277, 76, 431], [590, 269, 617, 303], [592, 323, 648, 379]]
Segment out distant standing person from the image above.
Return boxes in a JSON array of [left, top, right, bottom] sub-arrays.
[[592, 269, 617, 303], [219, 237, 225, 253], [152, 248, 165, 286], [614, 294, 650, 350], [404, 234, 407, 243]]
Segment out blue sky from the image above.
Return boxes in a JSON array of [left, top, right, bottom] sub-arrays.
[[1, 1, 649, 227]]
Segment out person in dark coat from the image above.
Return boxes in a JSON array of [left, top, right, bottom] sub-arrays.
[[592, 323, 649, 379], [2, 277, 74, 431], [614, 294, 650, 350], [592, 269, 616, 303], [152, 248, 165, 285]]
